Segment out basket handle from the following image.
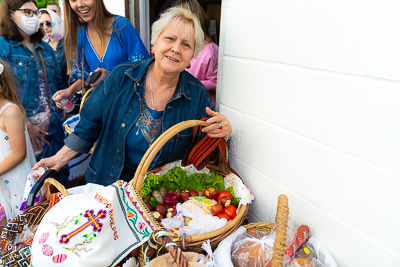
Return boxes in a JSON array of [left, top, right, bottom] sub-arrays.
[[155, 232, 189, 267], [79, 87, 93, 116], [44, 178, 69, 199], [270, 194, 289, 267], [130, 120, 209, 191], [26, 169, 58, 209]]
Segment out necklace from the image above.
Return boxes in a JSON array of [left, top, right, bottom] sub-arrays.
[[149, 70, 155, 109]]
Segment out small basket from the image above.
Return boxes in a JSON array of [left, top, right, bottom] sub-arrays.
[[128, 120, 249, 265]]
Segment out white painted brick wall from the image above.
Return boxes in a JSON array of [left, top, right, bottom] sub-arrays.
[[218, 0, 400, 266]]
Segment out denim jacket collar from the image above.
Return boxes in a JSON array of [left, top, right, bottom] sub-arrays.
[[124, 58, 191, 101], [9, 39, 45, 50]]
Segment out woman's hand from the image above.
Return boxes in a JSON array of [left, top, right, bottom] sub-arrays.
[[202, 107, 232, 138], [26, 121, 49, 151], [91, 68, 109, 87], [32, 146, 79, 178], [52, 88, 74, 108]]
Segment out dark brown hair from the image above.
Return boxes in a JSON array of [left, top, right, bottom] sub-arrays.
[[63, 0, 115, 74], [0, 0, 45, 43], [0, 60, 26, 118], [174, 0, 211, 42]]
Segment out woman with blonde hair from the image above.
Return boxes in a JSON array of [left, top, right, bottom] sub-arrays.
[[174, 0, 219, 105], [33, 7, 232, 185], [53, 0, 149, 104]]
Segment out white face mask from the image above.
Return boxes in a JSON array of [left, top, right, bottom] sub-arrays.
[[14, 14, 40, 36]]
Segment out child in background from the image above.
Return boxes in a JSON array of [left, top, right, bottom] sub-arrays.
[[0, 61, 36, 222]]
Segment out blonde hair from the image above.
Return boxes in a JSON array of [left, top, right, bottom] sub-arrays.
[[173, 0, 211, 42], [0, 60, 26, 118], [151, 7, 204, 58]]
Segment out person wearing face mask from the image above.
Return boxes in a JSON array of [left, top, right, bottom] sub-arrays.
[[0, 0, 69, 184], [52, 0, 150, 106], [39, 9, 68, 86]]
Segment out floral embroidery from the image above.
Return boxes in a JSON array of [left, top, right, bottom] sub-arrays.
[[135, 99, 162, 143], [50, 213, 84, 238], [62, 233, 97, 257]]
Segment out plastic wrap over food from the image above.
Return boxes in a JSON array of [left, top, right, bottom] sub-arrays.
[[198, 240, 218, 267], [231, 230, 275, 267], [179, 206, 227, 236], [286, 257, 325, 267]]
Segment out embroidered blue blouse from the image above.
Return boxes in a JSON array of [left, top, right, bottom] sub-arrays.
[[71, 16, 149, 81]]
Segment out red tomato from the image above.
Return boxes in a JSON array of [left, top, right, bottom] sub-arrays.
[[217, 213, 231, 222], [217, 190, 233, 203], [223, 205, 237, 220]]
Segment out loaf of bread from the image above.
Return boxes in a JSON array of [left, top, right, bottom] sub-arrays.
[[231, 231, 273, 267]]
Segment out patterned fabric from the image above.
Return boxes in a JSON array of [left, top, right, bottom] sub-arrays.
[[0, 214, 31, 267], [135, 100, 163, 143], [30, 180, 155, 267], [124, 100, 163, 170], [0, 193, 63, 267]]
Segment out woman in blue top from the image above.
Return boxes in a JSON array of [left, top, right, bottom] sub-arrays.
[[33, 7, 232, 186], [52, 0, 149, 104]]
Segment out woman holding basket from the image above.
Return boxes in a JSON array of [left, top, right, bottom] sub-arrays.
[[33, 7, 232, 186]]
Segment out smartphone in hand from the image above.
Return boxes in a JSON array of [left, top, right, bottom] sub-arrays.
[[85, 71, 102, 88]]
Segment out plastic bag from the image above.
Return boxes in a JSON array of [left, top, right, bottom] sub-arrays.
[[231, 230, 275, 267], [307, 237, 338, 267], [199, 240, 218, 267], [286, 257, 324, 267], [179, 206, 227, 236]]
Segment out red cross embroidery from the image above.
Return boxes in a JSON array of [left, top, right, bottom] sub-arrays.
[[59, 210, 107, 244]]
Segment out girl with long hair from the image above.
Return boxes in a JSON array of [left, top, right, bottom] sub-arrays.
[[53, 0, 149, 103], [0, 60, 36, 221]]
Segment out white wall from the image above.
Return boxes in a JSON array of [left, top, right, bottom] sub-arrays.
[[218, 0, 400, 266], [103, 0, 126, 17]]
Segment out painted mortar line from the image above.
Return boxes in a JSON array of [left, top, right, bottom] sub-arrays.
[[230, 155, 400, 257], [223, 55, 400, 86], [221, 104, 400, 178]]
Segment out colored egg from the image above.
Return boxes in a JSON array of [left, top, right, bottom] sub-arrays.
[[38, 232, 49, 244], [42, 245, 53, 256], [53, 254, 67, 263]]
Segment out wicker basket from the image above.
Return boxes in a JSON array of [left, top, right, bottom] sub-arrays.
[[128, 120, 249, 265]]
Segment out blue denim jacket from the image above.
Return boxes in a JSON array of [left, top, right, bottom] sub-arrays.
[[65, 58, 214, 185], [55, 39, 65, 71], [0, 37, 67, 116]]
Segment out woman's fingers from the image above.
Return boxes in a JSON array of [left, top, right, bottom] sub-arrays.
[[32, 157, 61, 172], [31, 138, 40, 151], [32, 159, 47, 170], [202, 107, 232, 138]]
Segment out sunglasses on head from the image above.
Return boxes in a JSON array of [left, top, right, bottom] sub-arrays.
[[40, 21, 53, 27]]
